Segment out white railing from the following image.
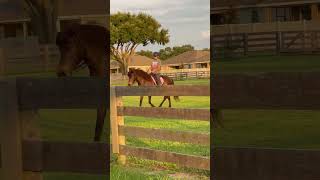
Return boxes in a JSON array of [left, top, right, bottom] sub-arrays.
[[211, 20, 320, 35]]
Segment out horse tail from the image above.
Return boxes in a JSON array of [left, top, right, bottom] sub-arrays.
[[168, 77, 180, 102], [212, 109, 224, 128]]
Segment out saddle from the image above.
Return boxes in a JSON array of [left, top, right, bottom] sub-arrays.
[[150, 75, 164, 86]]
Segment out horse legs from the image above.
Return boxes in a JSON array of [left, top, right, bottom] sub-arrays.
[[139, 96, 144, 107], [168, 96, 171, 108], [90, 59, 107, 142], [159, 96, 167, 107], [94, 106, 106, 141], [148, 96, 155, 107]]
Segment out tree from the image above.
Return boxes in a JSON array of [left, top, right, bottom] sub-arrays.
[[111, 12, 169, 75], [159, 44, 194, 60], [136, 50, 154, 59], [23, 0, 58, 43]]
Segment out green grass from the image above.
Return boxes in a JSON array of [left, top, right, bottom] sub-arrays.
[[30, 78, 210, 180], [5, 54, 320, 179], [213, 54, 320, 74], [211, 55, 320, 149], [214, 109, 320, 149]]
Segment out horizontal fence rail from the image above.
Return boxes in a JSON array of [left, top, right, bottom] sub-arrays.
[[118, 126, 209, 145], [117, 107, 210, 121], [212, 30, 320, 58], [16, 77, 108, 109], [115, 85, 210, 96], [0, 141, 109, 174], [212, 72, 320, 109], [213, 147, 320, 180], [120, 145, 210, 170], [111, 85, 210, 170]]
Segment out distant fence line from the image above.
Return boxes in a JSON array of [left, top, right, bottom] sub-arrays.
[[212, 30, 320, 58], [0, 44, 59, 75], [211, 20, 320, 35], [111, 68, 210, 82], [0, 40, 210, 79]]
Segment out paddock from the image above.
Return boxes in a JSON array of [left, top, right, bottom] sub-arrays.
[[1, 72, 320, 179]]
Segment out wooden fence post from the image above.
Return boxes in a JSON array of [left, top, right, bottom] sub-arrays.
[[243, 33, 248, 56], [110, 87, 126, 165], [116, 93, 126, 165], [43, 45, 49, 72], [20, 110, 43, 180], [0, 79, 23, 180], [0, 48, 7, 76], [276, 31, 281, 54]]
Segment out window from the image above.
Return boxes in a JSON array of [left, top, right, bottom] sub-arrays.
[[183, 64, 192, 69], [292, 6, 301, 21], [251, 9, 259, 23], [211, 14, 226, 25], [301, 5, 311, 20], [275, 7, 287, 21]]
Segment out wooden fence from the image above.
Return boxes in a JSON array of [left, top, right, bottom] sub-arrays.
[[212, 72, 320, 180], [110, 85, 210, 170], [111, 69, 210, 82], [212, 30, 320, 58], [161, 70, 210, 80], [0, 78, 109, 180], [211, 20, 320, 35], [0, 44, 59, 75]]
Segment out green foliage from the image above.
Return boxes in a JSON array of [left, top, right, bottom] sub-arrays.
[[110, 12, 169, 74], [110, 12, 169, 46], [136, 50, 154, 59], [159, 44, 194, 60]]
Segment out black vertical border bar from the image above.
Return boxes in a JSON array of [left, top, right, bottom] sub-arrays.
[[210, 0, 214, 179], [106, 0, 111, 179]]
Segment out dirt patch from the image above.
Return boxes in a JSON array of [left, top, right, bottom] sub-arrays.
[[168, 172, 209, 180]]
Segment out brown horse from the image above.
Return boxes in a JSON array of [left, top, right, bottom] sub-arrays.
[[127, 68, 180, 107], [56, 24, 109, 142]]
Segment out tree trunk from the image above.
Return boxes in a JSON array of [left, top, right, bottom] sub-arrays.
[[24, 0, 58, 44], [119, 62, 127, 75]]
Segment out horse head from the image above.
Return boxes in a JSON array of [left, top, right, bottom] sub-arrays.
[[56, 25, 83, 77], [127, 68, 137, 86]]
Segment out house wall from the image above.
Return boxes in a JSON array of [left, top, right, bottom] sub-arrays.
[[212, 3, 320, 34], [238, 8, 264, 24]]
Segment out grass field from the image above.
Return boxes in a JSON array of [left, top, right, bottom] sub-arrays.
[[213, 54, 320, 74], [35, 78, 210, 180], [213, 55, 320, 149], [3, 54, 320, 179]]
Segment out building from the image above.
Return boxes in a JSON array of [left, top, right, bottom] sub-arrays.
[[211, 0, 320, 34], [56, 0, 108, 31], [0, 0, 108, 39], [162, 50, 210, 70], [0, 0, 29, 39], [110, 55, 160, 74]]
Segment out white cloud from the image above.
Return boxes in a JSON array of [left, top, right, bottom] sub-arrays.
[[110, 0, 210, 51], [201, 30, 210, 39]]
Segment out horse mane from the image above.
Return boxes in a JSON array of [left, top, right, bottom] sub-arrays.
[[132, 68, 152, 80]]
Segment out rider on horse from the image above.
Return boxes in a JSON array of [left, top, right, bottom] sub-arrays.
[[149, 52, 162, 86]]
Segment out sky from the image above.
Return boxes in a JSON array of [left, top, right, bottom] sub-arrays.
[[110, 0, 210, 52]]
